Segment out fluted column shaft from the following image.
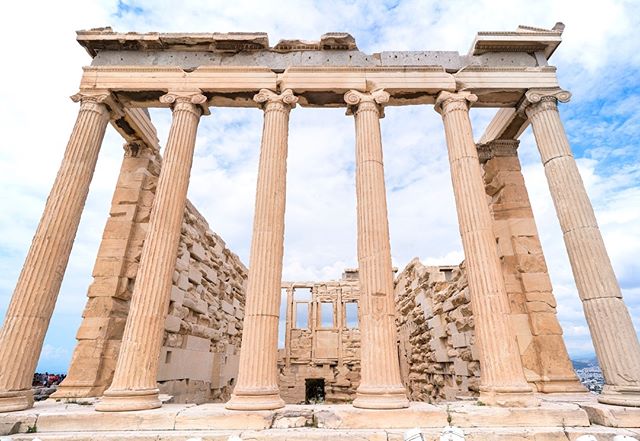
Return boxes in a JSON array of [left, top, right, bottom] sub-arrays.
[[525, 89, 640, 407], [0, 93, 111, 412], [96, 91, 206, 412], [226, 89, 297, 411], [435, 91, 536, 407], [345, 89, 409, 409]]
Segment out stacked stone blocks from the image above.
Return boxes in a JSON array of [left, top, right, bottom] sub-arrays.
[[395, 260, 480, 402], [55, 144, 247, 404], [479, 140, 583, 392]]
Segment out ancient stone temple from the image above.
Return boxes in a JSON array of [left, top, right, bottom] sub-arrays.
[[0, 23, 639, 440]]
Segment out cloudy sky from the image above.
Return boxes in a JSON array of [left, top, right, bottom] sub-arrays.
[[0, 0, 639, 373]]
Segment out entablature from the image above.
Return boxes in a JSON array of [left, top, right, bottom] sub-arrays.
[[79, 65, 559, 108]]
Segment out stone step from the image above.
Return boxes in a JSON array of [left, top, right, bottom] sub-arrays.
[[0, 401, 595, 434], [3, 426, 640, 441], [1, 400, 638, 440]]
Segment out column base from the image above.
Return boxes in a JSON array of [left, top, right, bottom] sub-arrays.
[[95, 388, 161, 412], [0, 389, 34, 412], [598, 384, 640, 407], [480, 385, 540, 407], [225, 389, 285, 411], [50, 383, 104, 400], [352, 385, 409, 409], [535, 379, 587, 394]]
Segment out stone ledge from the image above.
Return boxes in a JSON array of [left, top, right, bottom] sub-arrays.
[[174, 403, 275, 430], [580, 402, 640, 428], [36, 404, 188, 433], [447, 401, 590, 427], [315, 402, 447, 429], [0, 400, 623, 437], [5, 426, 640, 441]]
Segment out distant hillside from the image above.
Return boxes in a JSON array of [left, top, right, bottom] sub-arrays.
[[572, 357, 599, 370]]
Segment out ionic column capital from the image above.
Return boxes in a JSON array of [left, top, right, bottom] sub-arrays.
[[70, 90, 121, 118], [434, 91, 478, 115], [519, 88, 571, 118], [477, 139, 520, 164], [160, 90, 209, 116], [253, 89, 298, 112], [344, 89, 389, 117]]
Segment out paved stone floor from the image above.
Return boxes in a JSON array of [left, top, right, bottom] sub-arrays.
[[0, 394, 637, 440]]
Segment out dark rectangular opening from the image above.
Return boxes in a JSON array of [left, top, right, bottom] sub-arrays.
[[305, 378, 325, 403]]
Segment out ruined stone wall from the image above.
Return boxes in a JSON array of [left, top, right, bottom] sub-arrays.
[[159, 200, 246, 403], [57, 144, 246, 403], [395, 259, 480, 402]]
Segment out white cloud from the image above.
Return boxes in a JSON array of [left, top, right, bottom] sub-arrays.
[[0, 0, 639, 372]]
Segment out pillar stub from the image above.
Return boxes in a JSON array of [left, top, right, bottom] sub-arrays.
[[71, 90, 122, 119], [434, 90, 478, 115], [253, 88, 298, 111], [477, 139, 520, 164], [123, 137, 157, 157], [160, 90, 210, 116], [344, 89, 389, 117]]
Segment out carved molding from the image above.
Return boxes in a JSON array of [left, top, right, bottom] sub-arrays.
[[284, 66, 447, 73], [159, 90, 209, 116], [253, 89, 298, 111], [83, 65, 276, 74], [434, 91, 478, 115], [455, 66, 557, 73], [344, 89, 390, 116]]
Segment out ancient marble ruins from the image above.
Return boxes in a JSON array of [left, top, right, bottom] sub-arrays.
[[0, 23, 639, 440], [278, 270, 362, 404]]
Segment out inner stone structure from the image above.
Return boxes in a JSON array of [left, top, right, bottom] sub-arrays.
[[278, 270, 362, 404], [1, 23, 640, 433]]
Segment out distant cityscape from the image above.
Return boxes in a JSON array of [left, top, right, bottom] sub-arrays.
[[572, 357, 604, 393]]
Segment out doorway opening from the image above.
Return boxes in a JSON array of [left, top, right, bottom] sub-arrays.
[[305, 378, 325, 403]]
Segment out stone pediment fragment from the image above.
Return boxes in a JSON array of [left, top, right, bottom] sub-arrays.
[[320, 32, 357, 50], [273, 33, 357, 52]]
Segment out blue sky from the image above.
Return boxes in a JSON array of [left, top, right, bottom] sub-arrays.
[[0, 0, 639, 373]]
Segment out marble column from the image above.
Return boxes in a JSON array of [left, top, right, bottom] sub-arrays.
[[226, 89, 297, 411], [344, 89, 409, 409], [0, 91, 112, 412], [435, 91, 537, 407], [524, 88, 640, 407], [53, 138, 159, 399], [96, 91, 207, 412]]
